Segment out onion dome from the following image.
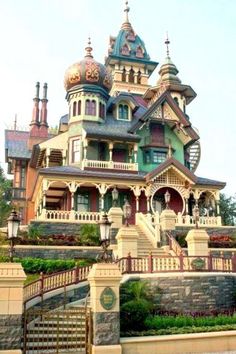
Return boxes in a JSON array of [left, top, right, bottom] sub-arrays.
[[64, 39, 113, 92]]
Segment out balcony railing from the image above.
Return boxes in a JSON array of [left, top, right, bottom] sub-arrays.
[[40, 210, 101, 223], [82, 159, 138, 171], [12, 188, 26, 200], [176, 214, 222, 227]]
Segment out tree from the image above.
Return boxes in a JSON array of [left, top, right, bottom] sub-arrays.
[[219, 193, 236, 226], [0, 166, 12, 227]]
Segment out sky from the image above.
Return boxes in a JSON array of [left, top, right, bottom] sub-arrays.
[[0, 0, 235, 196]]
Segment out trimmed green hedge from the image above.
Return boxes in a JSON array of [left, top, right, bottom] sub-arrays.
[[121, 324, 236, 337], [14, 257, 95, 274]]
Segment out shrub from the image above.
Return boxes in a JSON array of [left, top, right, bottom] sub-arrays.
[[121, 299, 152, 331], [15, 257, 76, 274], [79, 224, 100, 246]]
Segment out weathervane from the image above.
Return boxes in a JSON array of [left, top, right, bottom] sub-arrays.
[[124, 1, 130, 22], [85, 37, 93, 58]]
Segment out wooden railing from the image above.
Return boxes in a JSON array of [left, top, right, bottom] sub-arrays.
[[116, 253, 236, 274], [23, 265, 91, 304], [82, 159, 138, 171], [24, 254, 236, 305], [166, 231, 186, 256]]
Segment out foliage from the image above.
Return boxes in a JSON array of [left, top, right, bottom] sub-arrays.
[[121, 299, 152, 331], [16, 257, 75, 274], [144, 313, 236, 330], [28, 224, 45, 239], [175, 234, 187, 248], [79, 224, 100, 246], [120, 280, 157, 332], [24, 273, 40, 285], [209, 234, 236, 248], [0, 166, 12, 227], [121, 324, 236, 337], [219, 193, 236, 226]]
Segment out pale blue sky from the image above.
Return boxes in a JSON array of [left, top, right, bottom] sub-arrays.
[[0, 0, 235, 195]]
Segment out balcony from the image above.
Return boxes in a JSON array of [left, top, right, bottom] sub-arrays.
[[82, 159, 138, 171], [12, 188, 26, 200]]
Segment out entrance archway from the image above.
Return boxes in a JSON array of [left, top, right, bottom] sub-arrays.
[[151, 187, 184, 214]]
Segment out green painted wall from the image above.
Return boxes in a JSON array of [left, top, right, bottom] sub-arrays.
[[165, 125, 184, 163], [87, 141, 99, 160], [137, 124, 184, 172]]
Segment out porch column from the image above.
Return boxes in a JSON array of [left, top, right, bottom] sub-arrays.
[[185, 197, 189, 215], [83, 139, 88, 160], [109, 142, 113, 161], [46, 148, 50, 167], [71, 192, 75, 210], [144, 185, 152, 214], [68, 181, 79, 220], [96, 183, 109, 212], [130, 186, 142, 213], [62, 150, 67, 165], [133, 144, 138, 163]]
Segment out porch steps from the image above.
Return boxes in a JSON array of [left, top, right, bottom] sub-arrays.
[[23, 307, 88, 354], [135, 225, 168, 258]]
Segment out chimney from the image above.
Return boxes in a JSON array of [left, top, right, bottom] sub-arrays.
[[39, 83, 49, 137], [30, 82, 40, 136]]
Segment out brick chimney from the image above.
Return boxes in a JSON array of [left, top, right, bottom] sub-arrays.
[[30, 82, 40, 136], [39, 82, 49, 137]]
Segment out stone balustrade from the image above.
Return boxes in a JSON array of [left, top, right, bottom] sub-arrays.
[[39, 210, 101, 223], [82, 159, 138, 171]]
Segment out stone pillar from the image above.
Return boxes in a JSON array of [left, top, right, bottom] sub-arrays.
[[0, 263, 26, 352], [88, 263, 122, 354], [160, 209, 176, 231], [108, 207, 123, 229], [185, 229, 210, 256], [116, 226, 139, 258]]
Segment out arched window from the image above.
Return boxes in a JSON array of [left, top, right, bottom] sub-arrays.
[[137, 70, 141, 84], [99, 102, 105, 118], [73, 101, 77, 116], [121, 44, 130, 56], [91, 100, 96, 116], [129, 68, 134, 83], [85, 99, 90, 115], [136, 46, 144, 58], [174, 97, 179, 106], [122, 68, 126, 82], [118, 104, 129, 120], [77, 100, 81, 115]]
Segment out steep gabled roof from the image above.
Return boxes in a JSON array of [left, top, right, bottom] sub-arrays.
[[128, 91, 199, 142], [145, 157, 197, 183], [5, 130, 31, 160]]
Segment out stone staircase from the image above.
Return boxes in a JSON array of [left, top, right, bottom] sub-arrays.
[[135, 225, 168, 258], [23, 306, 88, 354]]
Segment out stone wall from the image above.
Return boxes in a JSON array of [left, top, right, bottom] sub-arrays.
[[0, 315, 22, 350], [175, 226, 236, 237], [123, 274, 236, 313], [9, 245, 103, 260], [30, 221, 82, 236]]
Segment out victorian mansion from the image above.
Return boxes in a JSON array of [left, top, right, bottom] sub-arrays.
[[5, 3, 225, 228]]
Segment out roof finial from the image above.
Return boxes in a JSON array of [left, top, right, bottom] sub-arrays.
[[121, 1, 132, 30], [124, 1, 130, 23], [85, 37, 93, 58], [165, 32, 170, 58]]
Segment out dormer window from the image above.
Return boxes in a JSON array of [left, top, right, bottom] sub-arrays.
[[136, 46, 144, 58], [118, 104, 129, 120], [126, 30, 136, 41], [121, 44, 130, 56]]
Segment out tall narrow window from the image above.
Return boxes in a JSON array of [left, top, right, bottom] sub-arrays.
[[85, 99, 90, 115], [72, 139, 80, 163], [137, 70, 141, 84], [122, 68, 126, 82], [73, 101, 77, 116], [77, 100, 81, 115], [76, 193, 89, 212], [91, 100, 96, 116], [99, 102, 105, 118], [129, 68, 134, 83], [20, 165, 26, 188]]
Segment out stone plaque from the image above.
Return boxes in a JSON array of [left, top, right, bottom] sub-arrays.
[[100, 287, 116, 310]]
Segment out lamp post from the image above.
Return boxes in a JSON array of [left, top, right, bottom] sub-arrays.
[[98, 213, 112, 262], [111, 186, 119, 207], [123, 199, 132, 227], [7, 209, 20, 262], [164, 190, 171, 209], [193, 204, 200, 229]]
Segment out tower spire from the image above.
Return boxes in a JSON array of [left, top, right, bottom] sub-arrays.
[[165, 33, 170, 58], [121, 1, 132, 30], [85, 37, 93, 58]]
